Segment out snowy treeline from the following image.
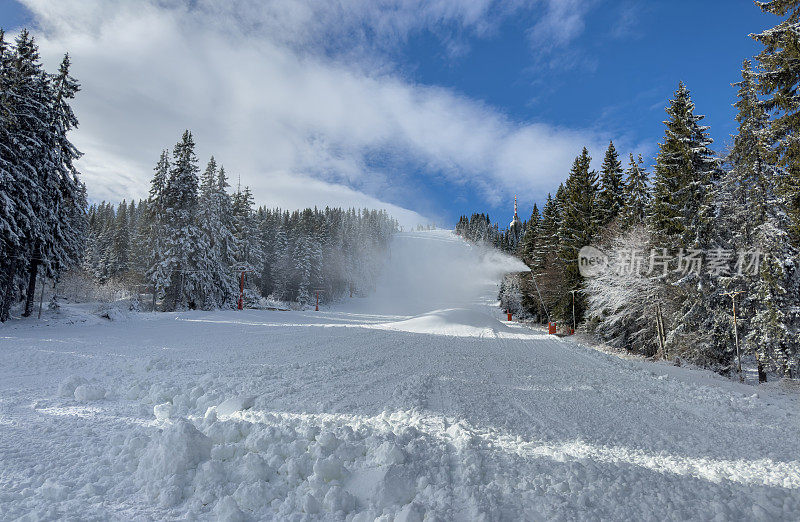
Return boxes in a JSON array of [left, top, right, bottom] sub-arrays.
[[84, 131, 398, 311], [0, 30, 87, 321], [455, 214, 519, 252], [462, 3, 800, 378]]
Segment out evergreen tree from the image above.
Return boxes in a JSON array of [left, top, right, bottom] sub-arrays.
[[622, 154, 651, 228], [752, 0, 800, 243], [232, 184, 264, 296], [650, 82, 725, 366], [722, 59, 800, 378], [650, 82, 718, 246], [146, 150, 170, 303], [197, 157, 237, 308], [518, 203, 540, 265], [44, 53, 87, 277], [0, 32, 86, 319], [129, 199, 150, 277], [159, 130, 206, 310], [557, 148, 599, 325], [8, 30, 53, 317], [597, 141, 625, 227], [0, 29, 19, 320], [109, 200, 129, 277]]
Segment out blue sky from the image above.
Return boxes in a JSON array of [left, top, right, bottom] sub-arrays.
[[1, 1, 776, 228]]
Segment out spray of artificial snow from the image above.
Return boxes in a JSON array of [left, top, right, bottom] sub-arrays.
[[352, 229, 528, 316]]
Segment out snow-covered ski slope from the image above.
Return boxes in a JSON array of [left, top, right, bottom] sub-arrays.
[[1, 230, 799, 520]]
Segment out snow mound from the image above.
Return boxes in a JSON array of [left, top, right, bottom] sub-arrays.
[[216, 396, 256, 417], [135, 419, 212, 507], [382, 308, 515, 337], [185, 409, 439, 519], [94, 303, 129, 322], [154, 402, 173, 420], [74, 384, 106, 402], [57, 375, 88, 398]]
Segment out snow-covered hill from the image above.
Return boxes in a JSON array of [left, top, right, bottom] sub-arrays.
[[1, 231, 798, 520]]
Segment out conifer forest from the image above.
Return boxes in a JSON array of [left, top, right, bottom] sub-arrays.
[[458, 2, 800, 379]]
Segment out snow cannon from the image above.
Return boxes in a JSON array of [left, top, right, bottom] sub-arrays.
[[548, 322, 556, 335]]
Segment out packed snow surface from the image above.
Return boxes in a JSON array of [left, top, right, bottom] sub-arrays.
[[1, 230, 799, 520]]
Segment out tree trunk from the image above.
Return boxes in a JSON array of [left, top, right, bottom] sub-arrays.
[[757, 358, 767, 383], [0, 259, 17, 322], [22, 259, 39, 317]]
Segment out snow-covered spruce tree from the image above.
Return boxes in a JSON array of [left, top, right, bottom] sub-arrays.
[[622, 154, 651, 229], [517, 204, 546, 320], [317, 207, 343, 301], [719, 60, 800, 378], [86, 203, 103, 283], [748, 197, 799, 378], [272, 215, 293, 301], [257, 207, 283, 298], [43, 53, 87, 285], [597, 141, 626, 228], [752, 0, 800, 244], [1, 34, 87, 318], [0, 30, 25, 321], [0, 29, 18, 321], [650, 82, 718, 243], [529, 191, 564, 318], [0, 30, 52, 319], [232, 184, 264, 304], [291, 211, 324, 309], [650, 82, 726, 367], [159, 130, 208, 310], [108, 200, 129, 277], [557, 148, 599, 326], [95, 203, 116, 283], [215, 168, 238, 287], [145, 150, 170, 306], [128, 199, 150, 277], [197, 158, 237, 308], [518, 204, 540, 266]]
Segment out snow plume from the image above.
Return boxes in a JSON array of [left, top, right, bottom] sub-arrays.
[[364, 230, 529, 314]]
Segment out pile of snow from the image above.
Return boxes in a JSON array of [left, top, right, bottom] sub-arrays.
[[94, 302, 130, 322], [382, 307, 515, 337], [58, 375, 88, 398], [118, 409, 463, 519], [135, 420, 212, 507], [74, 384, 106, 402], [216, 396, 256, 417], [57, 375, 106, 402]]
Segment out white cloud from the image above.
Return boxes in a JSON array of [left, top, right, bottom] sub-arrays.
[[19, 0, 608, 227], [527, 0, 593, 50]]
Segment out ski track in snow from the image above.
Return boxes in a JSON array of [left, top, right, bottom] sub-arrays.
[[1, 230, 799, 520]]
